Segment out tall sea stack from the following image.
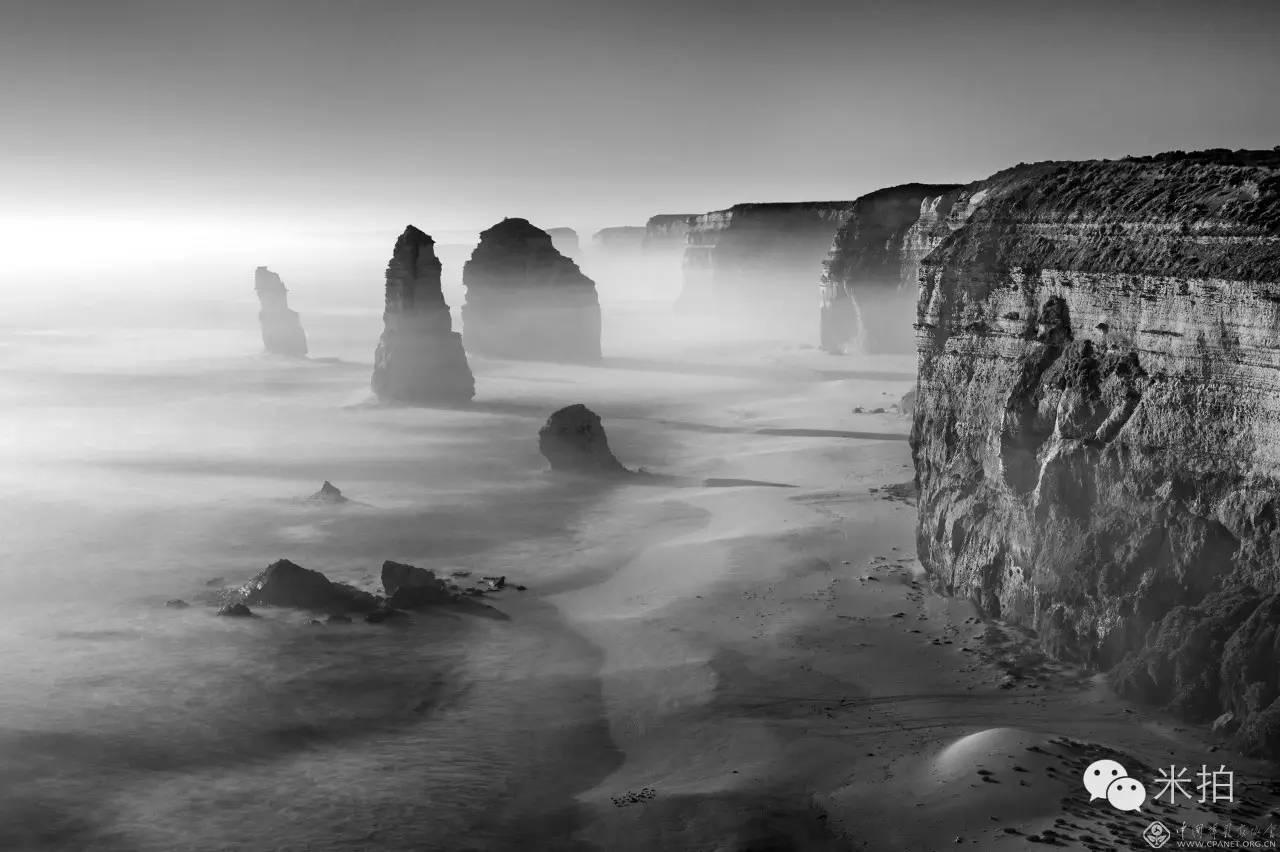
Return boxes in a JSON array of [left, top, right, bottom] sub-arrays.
[[254, 266, 308, 357], [910, 149, 1280, 756], [462, 218, 602, 363], [817, 183, 961, 354], [371, 225, 475, 404]]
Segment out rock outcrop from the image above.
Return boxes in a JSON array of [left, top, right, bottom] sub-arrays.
[[371, 225, 476, 404], [817, 184, 961, 354], [254, 266, 308, 357], [381, 560, 455, 608], [238, 559, 379, 614], [538, 404, 628, 475], [308, 481, 348, 503], [546, 227, 581, 259], [910, 149, 1280, 756], [679, 202, 853, 320], [462, 218, 602, 362]]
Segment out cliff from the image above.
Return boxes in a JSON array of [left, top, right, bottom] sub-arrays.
[[463, 218, 602, 362], [642, 214, 695, 252], [545, 227, 580, 259], [371, 225, 475, 404], [591, 226, 646, 253], [253, 266, 308, 357], [910, 149, 1280, 756], [679, 202, 854, 319], [818, 183, 961, 354]]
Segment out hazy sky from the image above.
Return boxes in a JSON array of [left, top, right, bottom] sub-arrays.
[[4, 0, 1279, 260]]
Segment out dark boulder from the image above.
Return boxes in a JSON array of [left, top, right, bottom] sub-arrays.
[[238, 559, 379, 614], [165, 599, 190, 609], [381, 560, 456, 608], [537, 404, 629, 475], [217, 602, 254, 618]]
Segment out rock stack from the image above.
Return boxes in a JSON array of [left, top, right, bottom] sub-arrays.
[[254, 266, 308, 357], [462, 218, 602, 363], [538, 404, 628, 475], [371, 225, 476, 404]]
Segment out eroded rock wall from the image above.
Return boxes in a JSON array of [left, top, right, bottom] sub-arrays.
[[910, 150, 1280, 755], [679, 202, 853, 325], [818, 184, 962, 354], [254, 266, 308, 357], [371, 225, 475, 404], [463, 218, 602, 362]]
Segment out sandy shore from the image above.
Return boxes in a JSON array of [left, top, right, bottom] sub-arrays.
[[522, 348, 1280, 851]]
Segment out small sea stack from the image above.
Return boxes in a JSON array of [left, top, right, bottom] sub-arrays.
[[462, 218, 602, 363], [371, 225, 476, 405], [254, 266, 308, 357], [537, 404, 629, 475]]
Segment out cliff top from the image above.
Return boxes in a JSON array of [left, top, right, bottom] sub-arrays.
[[645, 214, 696, 228], [924, 149, 1280, 279], [702, 200, 855, 217]]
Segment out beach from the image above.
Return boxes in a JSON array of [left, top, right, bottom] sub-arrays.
[[0, 299, 1275, 851]]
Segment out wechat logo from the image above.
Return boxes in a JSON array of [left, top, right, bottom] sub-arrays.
[[1083, 759, 1147, 812], [1142, 820, 1172, 848]]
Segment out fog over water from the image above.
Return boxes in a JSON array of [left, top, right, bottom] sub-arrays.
[[0, 242, 837, 848]]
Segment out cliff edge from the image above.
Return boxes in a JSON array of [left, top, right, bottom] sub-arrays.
[[911, 149, 1280, 756]]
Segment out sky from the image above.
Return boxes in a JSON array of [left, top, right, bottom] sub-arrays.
[[2, 0, 1279, 278]]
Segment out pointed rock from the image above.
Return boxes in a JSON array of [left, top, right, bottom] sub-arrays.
[[538, 404, 628, 475], [309, 481, 348, 503], [238, 559, 379, 613], [372, 226, 476, 404], [463, 218, 602, 363], [254, 266, 308, 357]]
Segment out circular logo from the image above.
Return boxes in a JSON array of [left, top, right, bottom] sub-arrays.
[[1142, 820, 1171, 849]]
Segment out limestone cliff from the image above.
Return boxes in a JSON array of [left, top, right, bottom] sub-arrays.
[[253, 266, 308, 357], [818, 184, 961, 354], [463, 218, 602, 362], [545, 227, 580, 259], [591, 226, 646, 253], [371, 225, 475, 404], [642, 214, 695, 252], [910, 149, 1280, 755], [679, 202, 853, 317]]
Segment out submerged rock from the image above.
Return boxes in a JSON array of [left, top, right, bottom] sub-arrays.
[[371, 225, 476, 405], [217, 602, 253, 618], [381, 560, 455, 608], [238, 559, 379, 614], [538, 404, 628, 475], [910, 148, 1280, 756], [463, 218, 602, 363], [254, 266, 308, 357], [308, 480, 348, 503], [165, 598, 189, 609]]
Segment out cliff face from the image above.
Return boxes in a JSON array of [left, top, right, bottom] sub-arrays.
[[371, 226, 475, 404], [463, 218, 602, 362], [642, 214, 695, 252], [545, 227, 580, 259], [818, 184, 961, 354], [679, 202, 853, 317], [253, 266, 308, 357], [591, 226, 646, 253], [910, 150, 1280, 755]]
